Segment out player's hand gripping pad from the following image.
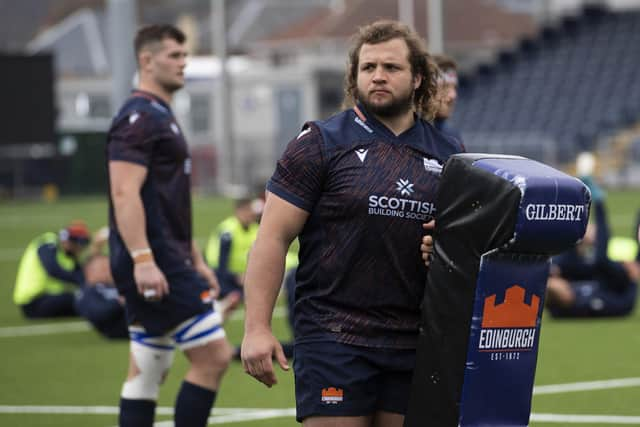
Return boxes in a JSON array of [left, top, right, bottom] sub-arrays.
[[404, 154, 590, 427]]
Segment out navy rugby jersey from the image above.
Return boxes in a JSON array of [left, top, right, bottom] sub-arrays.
[[268, 104, 465, 349], [107, 90, 193, 284]]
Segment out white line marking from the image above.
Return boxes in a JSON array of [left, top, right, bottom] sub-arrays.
[[153, 408, 297, 426], [0, 321, 90, 337], [0, 306, 287, 338], [2, 406, 640, 425], [0, 405, 122, 415], [206, 408, 296, 425], [0, 406, 277, 416], [531, 413, 640, 424], [534, 378, 640, 395]]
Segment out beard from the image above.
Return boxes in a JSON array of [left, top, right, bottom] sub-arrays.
[[357, 86, 414, 118], [160, 77, 184, 94]]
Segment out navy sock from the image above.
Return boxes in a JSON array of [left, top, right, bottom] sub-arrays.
[[174, 381, 217, 427], [119, 398, 155, 427]]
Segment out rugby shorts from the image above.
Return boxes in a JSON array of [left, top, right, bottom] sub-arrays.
[[293, 340, 416, 422]]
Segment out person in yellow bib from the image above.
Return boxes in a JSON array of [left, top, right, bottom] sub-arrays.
[[13, 220, 90, 318], [206, 197, 299, 358], [205, 198, 262, 309]]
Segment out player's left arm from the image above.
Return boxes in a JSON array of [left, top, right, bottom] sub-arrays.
[[192, 240, 220, 297]]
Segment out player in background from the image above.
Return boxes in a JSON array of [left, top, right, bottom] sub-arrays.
[[206, 197, 298, 358], [205, 197, 259, 315], [241, 20, 464, 427], [74, 227, 128, 339], [107, 24, 232, 427], [13, 220, 89, 318], [546, 172, 639, 317], [432, 54, 463, 145]]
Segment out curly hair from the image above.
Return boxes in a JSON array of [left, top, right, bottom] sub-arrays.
[[342, 20, 440, 121]]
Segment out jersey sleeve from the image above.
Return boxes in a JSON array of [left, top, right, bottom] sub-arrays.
[[267, 123, 326, 212], [107, 110, 165, 167], [37, 244, 84, 285]]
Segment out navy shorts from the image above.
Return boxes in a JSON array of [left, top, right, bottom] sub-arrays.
[[117, 269, 213, 335], [293, 341, 416, 422]]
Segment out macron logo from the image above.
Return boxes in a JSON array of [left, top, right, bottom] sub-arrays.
[[356, 148, 368, 163], [297, 128, 311, 140]]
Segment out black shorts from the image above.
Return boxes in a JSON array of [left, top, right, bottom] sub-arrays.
[[117, 269, 212, 335], [293, 341, 416, 422]]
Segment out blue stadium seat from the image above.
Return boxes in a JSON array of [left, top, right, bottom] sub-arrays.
[[452, 5, 640, 166]]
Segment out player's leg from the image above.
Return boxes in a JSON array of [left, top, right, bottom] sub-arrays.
[[373, 412, 404, 427], [372, 348, 415, 427], [174, 309, 233, 427], [21, 293, 77, 318], [75, 286, 128, 339], [119, 328, 175, 427], [545, 276, 576, 309]]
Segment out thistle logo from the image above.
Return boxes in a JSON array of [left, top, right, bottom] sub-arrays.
[[478, 285, 540, 352], [396, 178, 414, 196], [321, 387, 344, 404]]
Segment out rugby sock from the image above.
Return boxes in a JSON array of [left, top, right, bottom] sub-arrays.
[[118, 398, 155, 427], [174, 381, 216, 427]]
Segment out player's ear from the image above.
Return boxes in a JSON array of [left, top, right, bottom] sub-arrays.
[[138, 50, 153, 70], [413, 73, 422, 90]]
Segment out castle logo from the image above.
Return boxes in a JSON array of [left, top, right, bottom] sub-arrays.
[[321, 387, 344, 404], [478, 285, 540, 353]]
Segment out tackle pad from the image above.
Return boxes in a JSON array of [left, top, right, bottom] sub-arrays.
[[404, 154, 591, 427]]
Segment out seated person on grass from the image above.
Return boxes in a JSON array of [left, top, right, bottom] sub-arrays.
[[13, 220, 90, 318], [74, 227, 128, 339], [546, 178, 638, 317]]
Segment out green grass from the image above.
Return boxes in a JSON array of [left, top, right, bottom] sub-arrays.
[[0, 191, 639, 426]]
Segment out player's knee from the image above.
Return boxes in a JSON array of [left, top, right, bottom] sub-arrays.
[[192, 338, 233, 380], [207, 339, 233, 374], [121, 342, 174, 400]]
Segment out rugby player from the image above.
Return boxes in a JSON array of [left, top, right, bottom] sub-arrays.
[[107, 24, 232, 427], [241, 20, 464, 427]]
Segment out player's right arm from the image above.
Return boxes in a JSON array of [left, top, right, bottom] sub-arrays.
[[241, 191, 308, 388], [109, 161, 169, 299]]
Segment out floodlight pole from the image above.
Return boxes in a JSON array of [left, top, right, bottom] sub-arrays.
[[427, 0, 444, 54], [107, 0, 137, 115], [211, 0, 234, 192], [399, 0, 415, 29]]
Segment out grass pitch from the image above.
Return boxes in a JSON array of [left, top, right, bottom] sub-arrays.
[[0, 191, 639, 426]]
